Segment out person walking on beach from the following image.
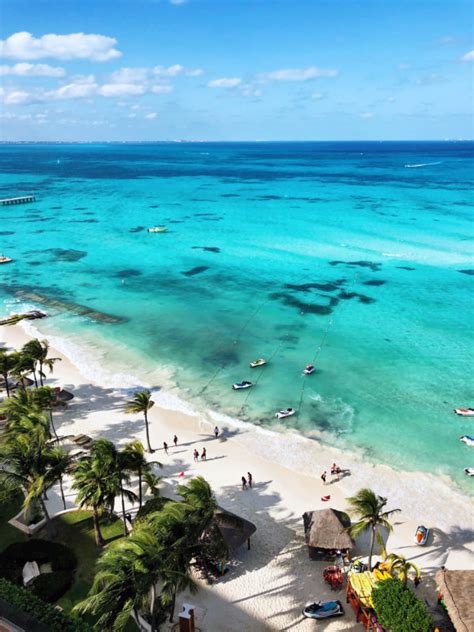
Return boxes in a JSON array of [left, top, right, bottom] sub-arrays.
[[173, 435, 178, 447], [321, 471, 327, 485], [247, 472, 253, 488], [214, 426, 220, 439], [201, 447, 207, 461], [241, 476, 247, 490], [193, 449, 199, 462], [163, 441, 168, 455]]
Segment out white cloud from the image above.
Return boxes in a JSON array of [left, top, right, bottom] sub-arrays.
[[45, 74, 98, 100], [360, 112, 374, 119], [208, 77, 242, 88], [264, 66, 338, 81], [99, 83, 145, 97], [4, 90, 32, 104], [109, 67, 149, 83], [461, 50, 474, 62], [0, 31, 121, 62], [153, 64, 184, 77], [145, 112, 157, 119], [151, 84, 173, 94], [186, 68, 204, 76], [0, 62, 65, 77], [311, 92, 324, 100]]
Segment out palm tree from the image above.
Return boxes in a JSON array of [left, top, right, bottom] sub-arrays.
[[385, 553, 421, 587], [10, 351, 34, 389], [21, 339, 60, 387], [125, 390, 155, 453], [1, 387, 40, 420], [0, 350, 17, 397], [346, 488, 400, 570], [34, 386, 59, 440], [122, 440, 162, 508], [74, 525, 169, 631], [0, 434, 67, 538], [48, 446, 73, 510]]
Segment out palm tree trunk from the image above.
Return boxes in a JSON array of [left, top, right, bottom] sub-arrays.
[[38, 496, 56, 539], [59, 476, 66, 510], [150, 585, 157, 632], [49, 408, 58, 440], [2, 373, 10, 397], [169, 585, 177, 623], [92, 505, 104, 546], [120, 477, 128, 536], [138, 465, 142, 508], [368, 526, 376, 570], [39, 361, 44, 387], [144, 410, 153, 453], [32, 368, 38, 388]]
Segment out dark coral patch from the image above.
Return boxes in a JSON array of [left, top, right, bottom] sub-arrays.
[[129, 226, 145, 233], [329, 260, 382, 272], [0, 231, 15, 235], [270, 292, 334, 315], [338, 290, 375, 304], [192, 246, 221, 253], [363, 280, 386, 286], [182, 266, 209, 277], [48, 249, 87, 262], [458, 269, 474, 276], [221, 193, 240, 198], [114, 269, 142, 278], [284, 280, 346, 293], [396, 266, 415, 271]]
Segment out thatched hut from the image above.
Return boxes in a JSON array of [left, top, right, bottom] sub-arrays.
[[436, 569, 474, 632], [215, 507, 257, 554], [303, 509, 353, 560]]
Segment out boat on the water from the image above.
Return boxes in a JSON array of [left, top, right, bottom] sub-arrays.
[[415, 525, 429, 546], [275, 408, 295, 419], [250, 358, 266, 368], [464, 467, 474, 476], [232, 381, 253, 390], [460, 435, 474, 447], [0, 255, 12, 264], [304, 364, 315, 375], [148, 226, 168, 233], [454, 408, 474, 417]]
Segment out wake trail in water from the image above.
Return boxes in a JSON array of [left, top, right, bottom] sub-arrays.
[[404, 161, 442, 168]]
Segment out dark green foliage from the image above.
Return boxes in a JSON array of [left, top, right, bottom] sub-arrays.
[[31, 570, 74, 603], [372, 578, 433, 632], [0, 578, 92, 631], [0, 539, 77, 602], [135, 496, 170, 522]]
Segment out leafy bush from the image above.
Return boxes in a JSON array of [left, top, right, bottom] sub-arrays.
[[0, 577, 92, 631], [135, 496, 171, 522], [31, 570, 74, 603], [373, 578, 433, 632]]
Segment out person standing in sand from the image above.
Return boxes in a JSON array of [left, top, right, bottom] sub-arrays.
[[242, 476, 247, 490], [173, 435, 178, 447], [201, 447, 207, 461], [321, 471, 327, 485], [214, 426, 220, 439], [193, 449, 199, 462], [247, 472, 253, 488], [163, 441, 168, 455]]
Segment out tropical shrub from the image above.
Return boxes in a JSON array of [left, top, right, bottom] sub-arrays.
[[372, 578, 433, 632], [0, 578, 91, 632], [135, 496, 170, 522], [30, 570, 74, 603]]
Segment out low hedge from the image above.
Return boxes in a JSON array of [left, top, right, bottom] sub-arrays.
[[373, 578, 433, 632], [0, 577, 92, 632], [0, 539, 77, 602]]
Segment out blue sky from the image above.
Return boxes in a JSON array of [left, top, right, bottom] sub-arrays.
[[0, 0, 473, 141]]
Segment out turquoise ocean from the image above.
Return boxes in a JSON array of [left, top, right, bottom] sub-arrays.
[[0, 142, 473, 491]]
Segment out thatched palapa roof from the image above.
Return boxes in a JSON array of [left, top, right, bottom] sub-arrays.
[[215, 507, 256, 554], [303, 509, 353, 550], [436, 569, 474, 632]]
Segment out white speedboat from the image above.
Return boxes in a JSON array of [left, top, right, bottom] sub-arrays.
[[0, 255, 12, 264], [232, 381, 253, 390], [275, 408, 295, 419], [304, 364, 315, 375], [148, 226, 168, 233], [250, 358, 266, 368], [464, 467, 474, 476], [454, 408, 474, 417], [460, 435, 474, 447]]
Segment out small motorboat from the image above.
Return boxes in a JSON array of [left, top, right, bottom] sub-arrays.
[[0, 255, 12, 264], [275, 408, 295, 419], [464, 467, 474, 476], [232, 380, 253, 391], [304, 364, 315, 375], [454, 408, 474, 417], [148, 226, 168, 233], [415, 525, 429, 546], [460, 435, 474, 447], [302, 600, 344, 620], [250, 358, 266, 368]]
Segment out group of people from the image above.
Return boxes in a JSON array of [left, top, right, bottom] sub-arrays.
[[193, 447, 207, 462], [321, 463, 344, 485], [162, 434, 179, 454], [162, 427, 221, 459], [241, 472, 253, 490]]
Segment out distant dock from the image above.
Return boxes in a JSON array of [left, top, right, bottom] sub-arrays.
[[0, 195, 36, 206]]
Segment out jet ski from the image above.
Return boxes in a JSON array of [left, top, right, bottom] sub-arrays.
[[464, 467, 474, 476], [250, 358, 266, 368], [302, 600, 344, 620], [304, 364, 315, 375], [454, 408, 474, 417], [415, 525, 429, 546], [232, 381, 253, 390], [460, 435, 474, 447], [275, 408, 295, 419], [148, 226, 168, 233]]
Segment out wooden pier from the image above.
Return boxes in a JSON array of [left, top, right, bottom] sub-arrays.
[[0, 195, 36, 206]]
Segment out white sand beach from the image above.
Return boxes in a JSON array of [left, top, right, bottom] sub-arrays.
[[1, 322, 473, 631]]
